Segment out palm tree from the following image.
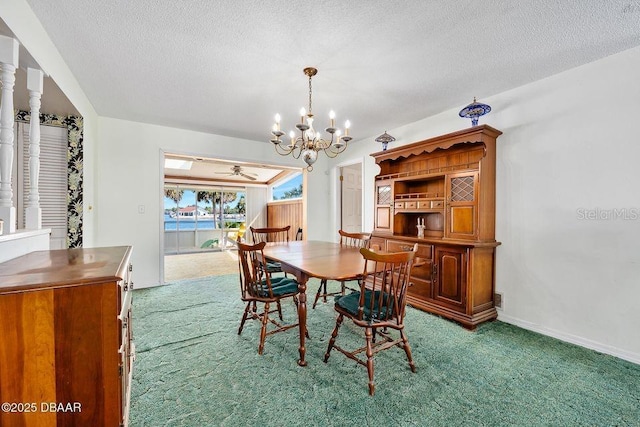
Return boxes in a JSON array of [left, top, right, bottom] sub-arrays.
[[196, 191, 238, 228], [164, 188, 184, 215], [197, 191, 216, 225], [236, 195, 246, 215], [219, 192, 238, 228]]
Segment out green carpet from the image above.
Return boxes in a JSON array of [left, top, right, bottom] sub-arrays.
[[130, 275, 640, 426]]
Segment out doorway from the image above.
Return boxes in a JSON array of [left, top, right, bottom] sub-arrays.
[[340, 163, 363, 232], [163, 184, 246, 255]]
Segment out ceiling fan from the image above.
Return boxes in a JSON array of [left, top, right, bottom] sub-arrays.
[[216, 165, 257, 181]]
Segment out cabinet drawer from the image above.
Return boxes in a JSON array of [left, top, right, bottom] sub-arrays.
[[387, 240, 433, 259], [417, 201, 431, 209], [370, 236, 386, 252], [407, 276, 431, 299], [431, 200, 444, 208], [405, 201, 417, 209], [387, 240, 415, 253], [394, 202, 404, 209]]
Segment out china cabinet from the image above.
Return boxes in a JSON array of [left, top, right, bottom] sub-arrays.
[[371, 125, 501, 328]]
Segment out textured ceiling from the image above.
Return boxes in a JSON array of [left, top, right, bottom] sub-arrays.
[[20, 0, 640, 144]]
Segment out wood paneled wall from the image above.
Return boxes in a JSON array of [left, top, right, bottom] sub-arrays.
[[267, 200, 303, 240]]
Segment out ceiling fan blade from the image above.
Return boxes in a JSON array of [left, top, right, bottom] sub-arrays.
[[240, 173, 257, 181]]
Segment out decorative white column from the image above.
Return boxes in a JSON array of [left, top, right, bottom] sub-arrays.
[[25, 67, 44, 229], [0, 36, 19, 235]]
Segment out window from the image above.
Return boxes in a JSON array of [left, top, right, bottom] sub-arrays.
[[272, 173, 302, 201], [163, 183, 246, 254]]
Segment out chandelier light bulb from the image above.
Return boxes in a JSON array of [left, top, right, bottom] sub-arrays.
[[344, 120, 351, 136]]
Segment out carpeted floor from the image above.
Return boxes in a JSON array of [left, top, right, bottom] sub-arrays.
[[130, 275, 640, 426]]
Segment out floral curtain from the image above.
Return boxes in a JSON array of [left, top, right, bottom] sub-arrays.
[[15, 110, 83, 248]]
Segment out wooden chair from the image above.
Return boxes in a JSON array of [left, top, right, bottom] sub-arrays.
[[250, 226, 291, 275], [323, 244, 417, 395], [236, 240, 300, 355], [312, 230, 371, 309]]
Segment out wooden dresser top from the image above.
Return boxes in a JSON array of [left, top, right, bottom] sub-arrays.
[[0, 246, 132, 294]]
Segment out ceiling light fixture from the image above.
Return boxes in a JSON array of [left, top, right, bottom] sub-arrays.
[[270, 67, 352, 171]]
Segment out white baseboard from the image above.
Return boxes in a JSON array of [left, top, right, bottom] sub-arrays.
[[497, 313, 640, 366]]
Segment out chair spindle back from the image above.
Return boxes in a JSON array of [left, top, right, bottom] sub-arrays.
[[358, 245, 416, 325], [250, 226, 291, 244], [338, 230, 371, 249], [237, 240, 273, 300]]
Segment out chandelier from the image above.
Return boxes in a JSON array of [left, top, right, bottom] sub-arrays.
[[270, 67, 352, 171]]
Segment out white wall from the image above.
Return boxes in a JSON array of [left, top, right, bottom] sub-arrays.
[[94, 117, 325, 288], [330, 46, 640, 364]]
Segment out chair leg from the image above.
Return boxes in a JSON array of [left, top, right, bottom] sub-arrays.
[[365, 327, 375, 396], [312, 279, 327, 309], [323, 313, 344, 362], [400, 329, 417, 373], [322, 280, 329, 303], [277, 300, 283, 320], [258, 302, 269, 355], [238, 302, 251, 335]]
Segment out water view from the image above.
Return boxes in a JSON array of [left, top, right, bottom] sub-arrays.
[[164, 214, 245, 231]]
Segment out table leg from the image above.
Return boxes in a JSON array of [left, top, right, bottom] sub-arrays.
[[296, 277, 308, 366]]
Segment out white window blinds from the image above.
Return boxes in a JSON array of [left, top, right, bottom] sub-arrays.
[[17, 122, 68, 248]]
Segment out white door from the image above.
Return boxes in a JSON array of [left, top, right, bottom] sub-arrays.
[[341, 164, 362, 232]]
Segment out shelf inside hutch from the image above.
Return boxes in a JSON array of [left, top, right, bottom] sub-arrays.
[[394, 211, 444, 238]]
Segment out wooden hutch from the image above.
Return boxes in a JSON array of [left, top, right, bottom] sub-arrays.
[[371, 125, 501, 329], [0, 246, 134, 427]]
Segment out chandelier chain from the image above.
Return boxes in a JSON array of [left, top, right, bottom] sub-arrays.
[[308, 74, 313, 115]]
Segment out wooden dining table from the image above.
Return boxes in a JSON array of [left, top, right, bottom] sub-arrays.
[[262, 240, 366, 366]]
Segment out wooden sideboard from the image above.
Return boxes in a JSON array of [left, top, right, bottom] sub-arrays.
[[0, 246, 134, 427], [371, 125, 501, 329]]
